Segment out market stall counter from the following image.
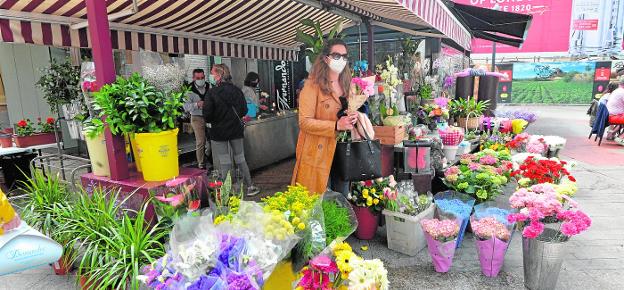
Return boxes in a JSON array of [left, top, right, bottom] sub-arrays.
[[243, 111, 299, 171]]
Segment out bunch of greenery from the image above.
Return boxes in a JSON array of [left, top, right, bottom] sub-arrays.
[[322, 200, 353, 244], [93, 73, 187, 134], [295, 18, 345, 62], [36, 59, 81, 113]]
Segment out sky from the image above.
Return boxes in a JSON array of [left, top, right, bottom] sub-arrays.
[[513, 62, 596, 79]]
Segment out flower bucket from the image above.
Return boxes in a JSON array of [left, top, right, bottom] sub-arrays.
[[0, 134, 13, 147], [475, 237, 509, 277], [442, 145, 459, 162], [353, 205, 380, 240], [383, 203, 435, 256], [129, 134, 142, 172], [134, 128, 179, 181], [13, 133, 56, 147], [84, 131, 110, 177], [434, 191, 476, 249], [51, 257, 73, 275], [264, 261, 297, 290], [522, 228, 568, 290], [423, 231, 457, 273]]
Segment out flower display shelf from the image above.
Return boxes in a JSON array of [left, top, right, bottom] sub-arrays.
[[13, 133, 56, 148], [373, 125, 405, 145]]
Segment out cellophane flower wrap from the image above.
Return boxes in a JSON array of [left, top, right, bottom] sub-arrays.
[[438, 126, 464, 146], [470, 202, 515, 277], [512, 156, 576, 187], [420, 217, 461, 273], [507, 183, 591, 241], [433, 191, 475, 248], [443, 156, 509, 202], [140, 200, 301, 289], [295, 241, 389, 290]]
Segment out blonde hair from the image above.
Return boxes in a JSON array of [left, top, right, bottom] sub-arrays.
[[212, 64, 232, 83]]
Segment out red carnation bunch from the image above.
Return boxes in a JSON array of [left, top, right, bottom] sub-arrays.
[[511, 156, 575, 186]]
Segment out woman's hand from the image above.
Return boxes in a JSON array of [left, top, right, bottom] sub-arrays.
[[336, 113, 358, 131]]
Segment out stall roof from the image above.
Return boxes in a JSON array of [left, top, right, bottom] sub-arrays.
[[0, 0, 347, 61], [444, 1, 532, 48], [321, 0, 472, 51]]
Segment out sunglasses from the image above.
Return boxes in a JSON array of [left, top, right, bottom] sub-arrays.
[[327, 53, 349, 61]]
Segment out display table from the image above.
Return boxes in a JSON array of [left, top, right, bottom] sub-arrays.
[[80, 167, 207, 222], [243, 112, 299, 171]]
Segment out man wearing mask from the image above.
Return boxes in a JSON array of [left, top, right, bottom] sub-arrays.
[[184, 69, 211, 169]]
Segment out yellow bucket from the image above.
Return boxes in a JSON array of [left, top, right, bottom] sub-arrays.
[[264, 261, 297, 289], [134, 128, 179, 181], [129, 134, 142, 172], [84, 131, 110, 177]]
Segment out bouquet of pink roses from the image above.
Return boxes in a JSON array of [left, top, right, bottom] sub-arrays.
[[420, 218, 460, 272]]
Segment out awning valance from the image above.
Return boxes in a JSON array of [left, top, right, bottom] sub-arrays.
[[0, 0, 348, 61]]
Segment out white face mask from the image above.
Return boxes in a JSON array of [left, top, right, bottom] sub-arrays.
[[328, 58, 347, 74], [195, 79, 206, 87]]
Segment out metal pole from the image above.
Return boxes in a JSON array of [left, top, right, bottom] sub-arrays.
[[491, 41, 496, 72], [85, 0, 129, 180], [364, 18, 375, 71]]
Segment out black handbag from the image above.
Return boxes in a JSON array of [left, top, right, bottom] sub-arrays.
[[332, 122, 382, 181]]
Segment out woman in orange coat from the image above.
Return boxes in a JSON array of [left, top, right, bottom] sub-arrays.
[[291, 39, 358, 194]]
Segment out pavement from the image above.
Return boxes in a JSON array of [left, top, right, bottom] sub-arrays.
[[2, 105, 624, 290]]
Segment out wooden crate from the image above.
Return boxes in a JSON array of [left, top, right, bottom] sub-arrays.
[[373, 125, 405, 145]]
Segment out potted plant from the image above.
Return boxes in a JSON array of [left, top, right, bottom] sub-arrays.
[[295, 18, 344, 62], [348, 177, 397, 240], [508, 184, 591, 290], [449, 98, 490, 130], [94, 73, 187, 181], [82, 118, 110, 177], [36, 59, 83, 121], [13, 118, 57, 147]]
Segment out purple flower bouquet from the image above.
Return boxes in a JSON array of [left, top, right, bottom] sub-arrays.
[[471, 203, 515, 277]]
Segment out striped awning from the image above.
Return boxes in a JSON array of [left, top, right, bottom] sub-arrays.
[[0, 0, 349, 61], [323, 0, 472, 50]]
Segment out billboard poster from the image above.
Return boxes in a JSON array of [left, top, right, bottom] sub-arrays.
[[569, 0, 624, 56], [511, 62, 595, 104], [455, 0, 573, 54], [593, 61, 612, 99], [496, 64, 514, 103]]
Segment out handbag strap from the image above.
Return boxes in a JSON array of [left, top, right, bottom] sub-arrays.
[[353, 118, 376, 154]]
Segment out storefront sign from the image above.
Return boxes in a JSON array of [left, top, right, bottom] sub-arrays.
[[496, 64, 513, 103], [273, 60, 294, 109]]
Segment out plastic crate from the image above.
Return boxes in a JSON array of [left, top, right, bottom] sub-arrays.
[[383, 203, 435, 256]]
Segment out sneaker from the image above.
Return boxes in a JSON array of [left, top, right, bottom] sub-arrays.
[[246, 185, 260, 197], [615, 137, 624, 146]]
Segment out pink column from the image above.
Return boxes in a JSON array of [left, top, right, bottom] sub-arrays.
[[85, 0, 129, 180]]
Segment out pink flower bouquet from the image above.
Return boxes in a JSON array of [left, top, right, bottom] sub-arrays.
[[420, 218, 460, 272], [471, 216, 513, 277]]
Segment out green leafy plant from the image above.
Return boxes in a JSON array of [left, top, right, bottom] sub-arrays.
[[295, 18, 344, 62], [82, 118, 105, 139], [449, 98, 490, 118], [93, 73, 188, 134], [398, 37, 420, 79], [322, 200, 353, 244], [419, 83, 433, 100], [36, 59, 81, 113]]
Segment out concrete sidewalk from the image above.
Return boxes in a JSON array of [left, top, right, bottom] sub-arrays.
[[2, 106, 623, 290]]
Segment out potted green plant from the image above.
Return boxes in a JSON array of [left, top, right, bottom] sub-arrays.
[[82, 118, 109, 177], [93, 73, 187, 181], [295, 18, 344, 62], [13, 117, 57, 147], [449, 98, 490, 130], [36, 59, 83, 124]]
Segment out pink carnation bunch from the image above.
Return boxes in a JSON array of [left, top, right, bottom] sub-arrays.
[[557, 210, 592, 236], [471, 217, 511, 241], [351, 77, 375, 96], [420, 219, 460, 242]]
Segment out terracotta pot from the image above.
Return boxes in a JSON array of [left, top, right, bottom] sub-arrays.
[[13, 132, 56, 147], [0, 135, 12, 147], [79, 275, 99, 290], [353, 205, 380, 240], [51, 257, 73, 275]]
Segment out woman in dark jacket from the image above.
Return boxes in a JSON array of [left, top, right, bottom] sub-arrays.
[[203, 64, 259, 196]]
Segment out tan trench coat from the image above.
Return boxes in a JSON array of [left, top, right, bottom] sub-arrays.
[[291, 81, 341, 194]]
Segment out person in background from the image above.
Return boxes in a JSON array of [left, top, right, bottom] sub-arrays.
[[291, 39, 358, 195], [183, 69, 211, 170], [599, 82, 619, 105], [203, 64, 260, 196], [607, 77, 624, 145], [242, 72, 260, 107]]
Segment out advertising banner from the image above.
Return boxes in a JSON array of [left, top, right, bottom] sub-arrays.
[[511, 62, 596, 104], [455, 0, 572, 54], [569, 0, 624, 56], [496, 64, 514, 103], [593, 62, 613, 100]]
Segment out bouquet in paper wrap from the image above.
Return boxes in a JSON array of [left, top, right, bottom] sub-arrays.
[[470, 202, 515, 277], [420, 216, 461, 273], [438, 126, 464, 146]]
